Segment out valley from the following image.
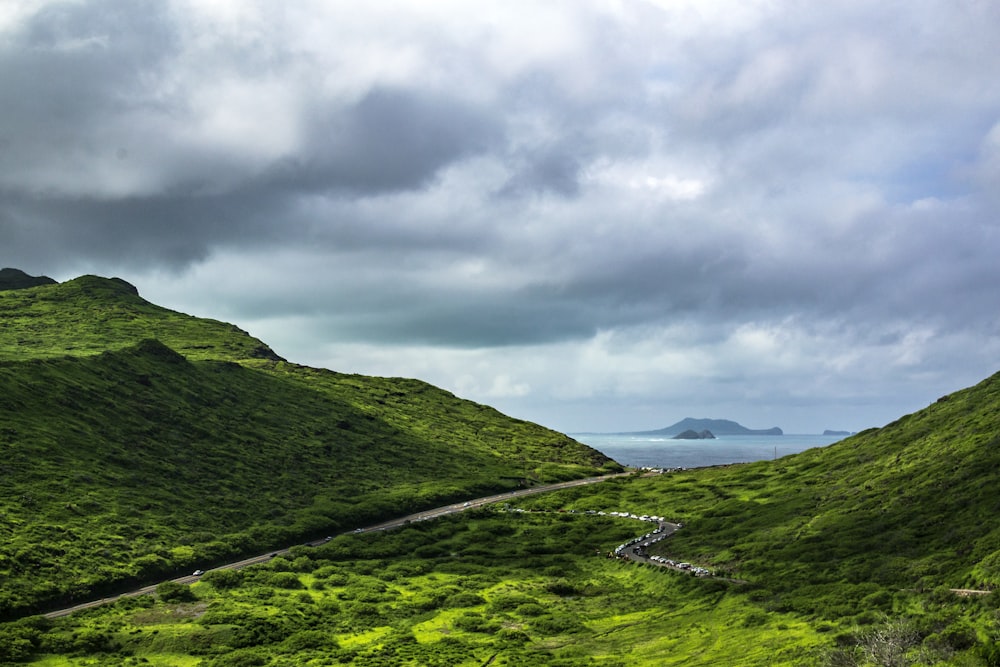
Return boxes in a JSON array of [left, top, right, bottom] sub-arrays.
[[3, 273, 1000, 665]]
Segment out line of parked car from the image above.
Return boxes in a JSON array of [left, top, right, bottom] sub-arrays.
[[645, 555, 711, 576], [607, 513, 712, 576], [611, 513, 669, 558], [503, 505, 712, 577]]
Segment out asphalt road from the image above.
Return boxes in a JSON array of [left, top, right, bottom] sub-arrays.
[[44, 471, 631, 619]]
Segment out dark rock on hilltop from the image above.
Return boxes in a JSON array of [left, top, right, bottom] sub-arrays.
[[0, 268, 56, 291], [673, 429, 716, 440]]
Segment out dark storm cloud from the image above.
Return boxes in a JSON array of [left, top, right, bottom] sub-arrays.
[[1, 189, 288, 268], [3, 0, 1000, 433], [496, 140, 587, 198], [267, 86, 503, 195], [0, 1, 178, 173], [0, 2, 504, 271]]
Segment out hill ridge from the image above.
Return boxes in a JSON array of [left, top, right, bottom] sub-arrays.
[[0, 267, 56, 291], [0, 271, 616, 618], [0, 273, 284, 362]]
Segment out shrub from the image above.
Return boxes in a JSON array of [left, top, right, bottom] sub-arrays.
[[531, 613, 587, 636], [546, 579, 578, 596], [267, 571, 303, 589], [452, 612, 498, 634], [283, 629, 335, 651], [231, 616, 294, 648], [936, 620, 977, 651], [488, 593, 537, 612], [206, 650, 269, 667], [443, 592, 485, 608], [156, 580, 196, 602], [515, 602, 546, 617], [202, 568, 243, 590]]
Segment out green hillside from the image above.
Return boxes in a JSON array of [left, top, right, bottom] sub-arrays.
[[0, 274, 282, 362], [0, 268, 56, 291], [0, 275, 616, 618], [505, 372, 1000, 662], [7, 368, 1000, 664], [655, 372, 1000, 598], [529, 372, 1000, 600]]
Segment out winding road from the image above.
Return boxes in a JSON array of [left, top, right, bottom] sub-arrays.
[[44, 472, 633, 619]]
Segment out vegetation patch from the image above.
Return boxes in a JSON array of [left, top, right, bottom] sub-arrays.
[[8, 273, 1000, 664], [0, 276, 615, 617]]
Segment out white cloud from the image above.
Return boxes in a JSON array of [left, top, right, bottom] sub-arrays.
[[4, 0, 1000, 437]]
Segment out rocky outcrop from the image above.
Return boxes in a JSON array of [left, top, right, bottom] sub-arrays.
[[673, 429, 716, 440]]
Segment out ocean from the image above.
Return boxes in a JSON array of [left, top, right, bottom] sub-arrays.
[[572, 433, 847, 469]]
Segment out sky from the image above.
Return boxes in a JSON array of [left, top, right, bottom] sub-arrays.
[[3, 0, 1000, 435]]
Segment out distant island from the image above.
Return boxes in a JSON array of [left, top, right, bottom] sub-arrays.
[[823, 429, 853, 436], [619, 418, 783, 437], [673, 429, 716, 440]]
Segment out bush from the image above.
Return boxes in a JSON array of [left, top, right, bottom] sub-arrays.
[[202, 568, 244, 590], [284, 629, 335, 651], [936, 620, 977, 651], [978, 640, 1000, 667], [72, 628, 115, 654], [231, 616, 294, 648], [546, 579, 578, 596], [443, 592, 485, 608], [452, 612, 498, 634], [0, 635, 33, 662], [741, 611, 769, 627], [515, 602, 546, 617], [531, 613, 587, 636], [496, 627, 531, 645], [489, 593, 537, 612], [156, 580, 196, 602], [206, 650, 269, 667], [267, 571, 304, 590]]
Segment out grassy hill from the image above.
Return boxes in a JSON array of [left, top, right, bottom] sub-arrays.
[[504, 372, 1000, 662], [0, 274, 616, 618], [0, 274, 282, 362], [528, 371, 1000, 599], [0, 268, 56, 291], [7, 365, 1000, 664], [7, 272, 1000, 664], [13, 370, 1000, 666], [656, 372, 1000, 598]]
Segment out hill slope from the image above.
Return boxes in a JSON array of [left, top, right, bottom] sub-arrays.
[[545, 370, 1000, 617], [0, 274, 282, 362], [0, 275, 616, 617], [20, 372, 1000, 666], [668, 374, 1000, 597], [0, 268, 56, 291]]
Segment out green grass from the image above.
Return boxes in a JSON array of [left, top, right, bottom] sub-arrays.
[[516, 372, 1000, 605], [0, 275, 281, 362], [0, 276, 616, 618], [6, 273, 1000, 664], [9, 509, 830, 666], [9, 475, 1000, 664]]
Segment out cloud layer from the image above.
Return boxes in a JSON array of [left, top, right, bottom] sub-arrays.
[[3, 0, 1000, 433]]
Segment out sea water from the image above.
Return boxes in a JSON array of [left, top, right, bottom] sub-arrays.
[[572, 433, 847, 469]]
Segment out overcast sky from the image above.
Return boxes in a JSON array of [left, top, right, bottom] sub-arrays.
[[3, 0, 1000, 434]]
